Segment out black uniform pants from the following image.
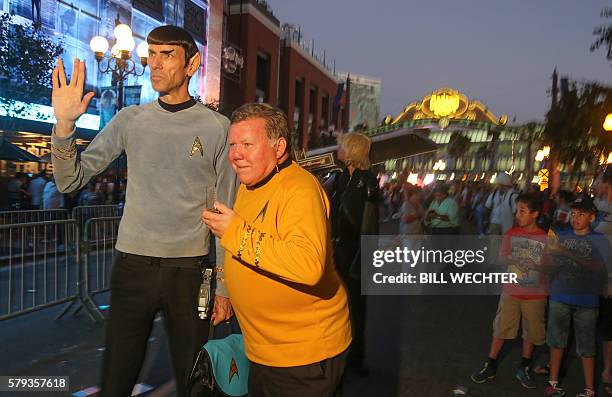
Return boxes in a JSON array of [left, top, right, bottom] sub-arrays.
[[100, 252, 210, 397], [248, 349, 348, 397]]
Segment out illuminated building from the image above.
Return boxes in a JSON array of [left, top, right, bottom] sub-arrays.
[[368, 87, 544, 182], [221, 0, 344, 151]]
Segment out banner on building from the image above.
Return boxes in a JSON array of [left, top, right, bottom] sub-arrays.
[[99, 87, 118, 130], [123, 85, 142, 107], [101, 0, 132, 38], [9, 0, 57, 28], [345, 74, 381, 132]]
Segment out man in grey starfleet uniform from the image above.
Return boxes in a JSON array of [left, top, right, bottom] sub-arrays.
[[50, 25, 237, 397]]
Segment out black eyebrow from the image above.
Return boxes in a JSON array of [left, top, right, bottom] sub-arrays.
[[160, 50, 175, 55]]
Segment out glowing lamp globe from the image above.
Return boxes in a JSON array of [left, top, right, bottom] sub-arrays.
[[113, 24, 132, 41], [136, 41, 149, 59], [116, 36, 135, 53], [110, 44, 121, 59], [90, 36, 109, 54]]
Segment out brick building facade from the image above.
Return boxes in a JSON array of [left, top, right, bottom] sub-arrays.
[[221, 0, 342, 150]]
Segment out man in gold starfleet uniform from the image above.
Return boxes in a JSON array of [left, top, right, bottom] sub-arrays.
[[202, 103, 351, 397]]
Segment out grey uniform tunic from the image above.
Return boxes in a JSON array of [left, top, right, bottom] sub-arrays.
[[51, 100, 238, 296]]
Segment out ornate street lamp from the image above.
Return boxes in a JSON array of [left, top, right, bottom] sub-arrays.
[[89, 24, 149, 110], [89, 24, 148, 196]]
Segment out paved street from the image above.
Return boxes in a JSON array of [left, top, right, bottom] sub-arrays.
[[0, 221, 608, 396]]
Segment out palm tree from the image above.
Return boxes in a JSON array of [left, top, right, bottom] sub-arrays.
[[543, 81, 611, 192], [591, 7, 612, 64], [0, 13, 63, 131], [475, 144, 493, 174], [446, 131, 471, 171]]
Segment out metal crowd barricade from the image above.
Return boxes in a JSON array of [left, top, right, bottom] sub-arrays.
[[0, 219, 79, 321], [72, 205, 123, 231], [82, 216, 121, 297], [56, 216, 122, 322], [0, 205, 123, 322], [0, 209, 69, 225]]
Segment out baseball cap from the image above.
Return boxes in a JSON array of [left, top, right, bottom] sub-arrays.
[[570, 196, 597, 213]]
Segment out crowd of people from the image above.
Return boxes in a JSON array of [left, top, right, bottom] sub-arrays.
[[378, 171, 610, 239], [0, 170, 126, 211], [373, 168, 612, 397]]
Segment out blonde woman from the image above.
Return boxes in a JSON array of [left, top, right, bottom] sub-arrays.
[[330, 132, 379, 376]]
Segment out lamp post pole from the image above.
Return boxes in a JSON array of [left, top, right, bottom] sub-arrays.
[[89, 24, 149, 199], [112, 69, 125, 111], [112, 69, 124, 194]]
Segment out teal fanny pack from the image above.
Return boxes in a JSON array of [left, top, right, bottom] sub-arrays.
[[189, 260, 249, 396], [189, 323, 249, 397]]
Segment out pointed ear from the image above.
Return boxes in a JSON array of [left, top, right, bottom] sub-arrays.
[[276, 137, 287, 159], [187, 52, 201, 76]]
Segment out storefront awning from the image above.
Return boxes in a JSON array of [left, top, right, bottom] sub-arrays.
[[367, 128, 438, 164], [0, 116, 99, 141], [303, 128, 438, 170]]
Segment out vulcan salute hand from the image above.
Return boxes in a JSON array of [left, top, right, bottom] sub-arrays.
[[52, 58, 95, 137]]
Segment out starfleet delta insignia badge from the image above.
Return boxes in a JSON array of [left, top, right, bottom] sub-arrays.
[[190, 137, 204, 157], [253, 201, 269, 223], [229, 357, 239, 383]]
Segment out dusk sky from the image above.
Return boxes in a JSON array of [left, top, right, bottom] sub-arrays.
[[266, 0, 612, 124]]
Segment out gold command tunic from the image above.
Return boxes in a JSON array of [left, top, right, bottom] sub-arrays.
[[220, 161, 352, 367]]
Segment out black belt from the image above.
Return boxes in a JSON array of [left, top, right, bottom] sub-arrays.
[[120, 252, 209, 268]]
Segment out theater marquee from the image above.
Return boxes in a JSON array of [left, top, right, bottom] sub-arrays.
[[385, 87, 508, 129]]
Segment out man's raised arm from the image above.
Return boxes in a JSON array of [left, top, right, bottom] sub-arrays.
[[51, 58, 125, 193]]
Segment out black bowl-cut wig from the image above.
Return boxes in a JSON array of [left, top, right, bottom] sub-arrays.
[[147, 25, 199, 65]]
